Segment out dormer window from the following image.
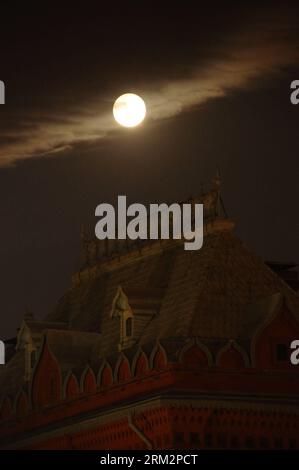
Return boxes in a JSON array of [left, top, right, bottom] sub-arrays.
[[16, 312, 40, 381], [111, 286, 134, 350], [125, 317, 133, 337]]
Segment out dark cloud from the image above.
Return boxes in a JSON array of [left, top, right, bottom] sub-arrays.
[[0, 5, 298, 165]]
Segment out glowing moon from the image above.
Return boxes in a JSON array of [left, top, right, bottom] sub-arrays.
[[113, 93, 146, 127]]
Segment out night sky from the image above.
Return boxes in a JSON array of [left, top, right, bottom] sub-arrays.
[[0, 4, 299, 339]]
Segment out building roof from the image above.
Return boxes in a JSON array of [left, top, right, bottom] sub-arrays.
[[44, 329, 102, 372], [1, 185, 299, 402], [45, 220, 299, 357]]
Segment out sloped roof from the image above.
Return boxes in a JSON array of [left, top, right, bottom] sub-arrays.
[[24, 320, 67, 335], [1, 213, 299, 403], [45, 219, 299, 358], [16, 320, 68, 350], [44, 329, 102, 372]]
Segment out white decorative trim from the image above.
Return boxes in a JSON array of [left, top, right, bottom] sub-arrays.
[[178, 338, 213, 366], [215, 340, 249, 367], [149, 341, 167, 369], [131, 348, 149, 376]]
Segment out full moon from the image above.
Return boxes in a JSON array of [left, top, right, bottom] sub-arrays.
[[113, 93, 146, 127]]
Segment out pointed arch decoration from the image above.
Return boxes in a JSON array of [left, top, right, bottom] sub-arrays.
[[115, 354, 131, 383], [150, 343, 167, 370], [180, 339, 212, 367], [132, 349, 149, 377], [81, 366, 97, 393], [98, 362, 113, 388], [63, 372, 80, 399], [216, 341, 248, 369]]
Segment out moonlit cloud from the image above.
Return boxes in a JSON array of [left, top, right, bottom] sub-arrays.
[[0, 108, 115, 166], [0, 15, 298, 167], [146, 26, 299, 120]]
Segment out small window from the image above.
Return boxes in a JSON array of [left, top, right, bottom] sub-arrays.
[[174, 432, 184, 446], [204, 434, 213, 448], [125, 317, 133, 337], [276, 343, 288, 362], [190, 432, 200, 447]]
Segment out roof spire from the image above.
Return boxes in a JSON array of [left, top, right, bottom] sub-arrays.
[[212, 168, 221, 191], [211, 169, 228, 218]]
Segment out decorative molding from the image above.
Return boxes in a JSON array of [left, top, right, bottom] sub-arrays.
[[215, 340, 249, 367]]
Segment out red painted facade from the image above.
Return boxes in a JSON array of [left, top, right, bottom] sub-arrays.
[[1, 310, 299, 450], [1, 206, 299, 450]]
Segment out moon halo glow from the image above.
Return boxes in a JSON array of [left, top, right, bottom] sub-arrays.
[[113, 93, 146, 127]]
